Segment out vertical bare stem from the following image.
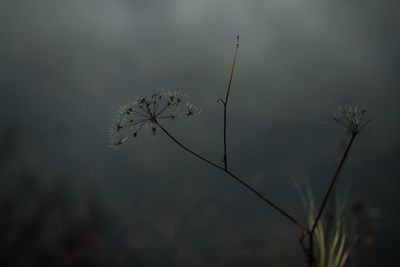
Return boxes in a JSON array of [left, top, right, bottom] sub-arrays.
[[223, 35, 240, 170]]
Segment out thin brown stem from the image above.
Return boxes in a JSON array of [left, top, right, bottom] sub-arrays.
[[305, 133, 357, 267], [310, 133, 357, 234], [156, 122, 310, 233], [224, 169, 309, 233], [156, 122, 224, 171], [223, 35, 239, 170]]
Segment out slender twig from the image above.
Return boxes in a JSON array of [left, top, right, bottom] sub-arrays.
[[156, 121, 310, 233], [311, 133, 357, 234], [306, 132, 358, 267], [222, 35, 240, 170], [225, 169, 309, 233], [156, 122, 223, 171]]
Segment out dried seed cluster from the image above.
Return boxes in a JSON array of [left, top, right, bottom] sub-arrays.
[[333, 105, 373, 134], [110, 90, 200, 148]]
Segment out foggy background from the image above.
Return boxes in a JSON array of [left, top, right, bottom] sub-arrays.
[[1, 0, 399, 266]]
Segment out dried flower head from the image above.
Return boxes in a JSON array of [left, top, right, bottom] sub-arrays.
[[333, 105, 373, 135], [110, 90, 200, 148]]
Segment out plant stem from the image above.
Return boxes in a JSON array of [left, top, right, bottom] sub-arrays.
[[311, 133, 357, 234], [306, 133, 357, 267], [157, 122, 223, 171], [156, 122, 309, 233], [223, 35, 239, 170]]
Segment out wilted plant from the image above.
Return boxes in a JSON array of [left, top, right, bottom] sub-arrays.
[[109, 36, 373, 266]]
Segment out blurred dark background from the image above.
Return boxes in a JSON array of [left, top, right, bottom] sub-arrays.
[[1, 0, 399, 266]]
